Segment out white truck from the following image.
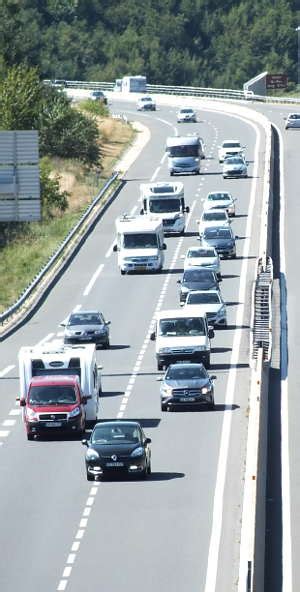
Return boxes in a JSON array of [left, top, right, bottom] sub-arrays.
[[139, 182, 189, 235], [18, 342, 101, 421], [113, 214, 166, 274], [114, 75, 147, 93], [150, 308, 214, 370]]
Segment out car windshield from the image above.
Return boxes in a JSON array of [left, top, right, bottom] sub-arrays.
[[188, 249, 215, 258], [168, 145, 199, 157], [203, 212, 226, 221], [223, 142, 240, 148], [28, 385, 77, 405], [187, 292, 220, 304], [91, 424, 141, 445], [68, 314, 101, 326], [180, 109, 193, 114], [183, 269, 213, 282], [207, 193, 230, 201], [289, 114, 300, 119], [204, 228, 232, 239], [225, 157, 244, 164], [159, 317, 206, 337], [166, 365, 207, 380], [123, 233, 158, 248], [149, 198, 180, 213]]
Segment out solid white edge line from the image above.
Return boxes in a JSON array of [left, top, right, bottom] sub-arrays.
[[204, 114, 261, 592], [83, 263, 104, 297], [274, 122, 292, 592]]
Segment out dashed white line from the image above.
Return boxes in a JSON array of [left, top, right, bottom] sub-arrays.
[[83, 263, 104, 297], [151, 166, 160, 181], [0, 365, 15, 378]]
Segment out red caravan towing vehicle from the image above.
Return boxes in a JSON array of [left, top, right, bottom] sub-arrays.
[[19, 375, 87, 440]]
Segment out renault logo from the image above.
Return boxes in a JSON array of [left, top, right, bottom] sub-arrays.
[[111, 454, 117, 461], [51, 415, 56, 420]]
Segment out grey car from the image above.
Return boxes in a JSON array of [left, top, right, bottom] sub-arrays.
[[62, 310, 111, 348], [201, 226, 237, 259], [158, 363, 216, 410]]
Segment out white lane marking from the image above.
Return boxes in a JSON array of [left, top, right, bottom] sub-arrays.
[[130, 205, 137, 215], [274, 122, 292, 592], [0, 431, 10, 437], [2, 419, 16, 427], [35, 333, 55, 346], [151, 166, 160, 181], [60, 305, 82, 326], [83, 263, 104, 297], [57, 482, 100, 590], [160, 152, 167, 164], [204, 116, 261, 592], [9, 409, 22, 416], [0, 365, 15, 378]]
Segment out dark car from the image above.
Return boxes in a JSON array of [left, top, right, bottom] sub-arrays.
[[177, 267, 220, 304], [82, 421, 152, 480], [62, 310, 111, 348], [158, 363, 216, 410], [201, 226, 237, 259], [90, 90, 108, 104]]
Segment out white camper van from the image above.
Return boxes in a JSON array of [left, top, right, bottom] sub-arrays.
[[166, 135, 204, 176], [118, 76, 147, 93], [140, 182, 189, 235], [18, 342, 101, 421], [113, 214, 166, 274]]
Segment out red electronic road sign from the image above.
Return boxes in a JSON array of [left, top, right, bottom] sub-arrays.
[[266, 74, 288, 89]]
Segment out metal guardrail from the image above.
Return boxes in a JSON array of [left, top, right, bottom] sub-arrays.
[[251, 256, 273, 363], [0, 172, 119, 328], [44, 79, 300, 104]]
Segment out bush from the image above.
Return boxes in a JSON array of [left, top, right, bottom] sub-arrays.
[[81, 99, 109, 117], [40, 158, 69, 219]]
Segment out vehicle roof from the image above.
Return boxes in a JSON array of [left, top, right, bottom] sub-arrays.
[[29, 375, 79, 386], [19, 342, 96, 360], [186, 246, 217, 252], [221, 140, 241, 144], [69, 310, 101, 316], [93, 420, 142, 429], [166, 135, 200, 147], [178, 106, 195, 111], [140, 181, 184, 197], [203, 225, 233, 233], [187, 289, 220, 295], [116, 214, 162, 232], [167, 362, 205, 370], [206, 191, 232, 198], [156, 308, 208, 320]]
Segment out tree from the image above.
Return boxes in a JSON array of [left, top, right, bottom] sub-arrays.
[[0, 64, 42, 129]]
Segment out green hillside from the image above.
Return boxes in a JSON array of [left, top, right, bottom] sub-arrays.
[[0, 0, 298, 88]]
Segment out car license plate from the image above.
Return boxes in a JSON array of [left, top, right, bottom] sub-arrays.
[[45, 422, 62, 427], [106, 462, 124, 467], [180, 397, 195, 402]]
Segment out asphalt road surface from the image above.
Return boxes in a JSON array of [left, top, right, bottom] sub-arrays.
[[0, 100, 268, 592]]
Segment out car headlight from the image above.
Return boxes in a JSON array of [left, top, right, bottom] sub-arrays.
[[131, 447, 144, 458], [201, 386, 212, 394], [195, 158, 200, 162], [26, 408, 39, 422], [86, 448, 99, 461], [65, 329, 75, 336], [180, 286, 189, 293], [194, 345, 207, 351], [161, 385, 173, 396], [159, 347, 172, 354], [69, 406, 81, 418], [94, 327, 106, 334]]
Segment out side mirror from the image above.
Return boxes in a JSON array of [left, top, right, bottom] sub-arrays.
[[105, 321, 111, 326], [210, 375, 217, 380], [162, 243, 167, 250], [60, 322, 66, 327], [235, 235, 239, 240], [113, 244, 118, 252], [177, 279, 181, 284], [180, 254, 185, 259], [81, 439, 88, 446], [196, 219, 200, 223], [145, 437, 152, 444], [218, 277, 222, 282], [156, 376, 163, 381], [81, 396, 88, 405], [185, 206, 190, 213], [208, 327, 215, 339], [140, 209, 144, 215], [283, 117, 287, 120], [19, 398, 26, 407], [150, 331, 156, 341], [97, 365, 103, 370]]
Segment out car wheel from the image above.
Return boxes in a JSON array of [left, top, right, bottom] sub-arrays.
[[157, 362, 164, 371], [203, 355, 210, 368], [103, 339, 110, 349], [140, 466, 148, 479], [27, 432, 34, 441], [121, 270, 125, 275], [208, 399, 215, 411], [161, 403, 167, 412], [170, 171, 174, 176], [86, 470, 94, 481], [147, 460, 152, 475]]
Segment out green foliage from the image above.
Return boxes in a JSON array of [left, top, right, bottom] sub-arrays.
[[0, 64, 42, 129], [40, 157, 69, 219], [80, 99, 109, 117], [0, 1, 297, 88]]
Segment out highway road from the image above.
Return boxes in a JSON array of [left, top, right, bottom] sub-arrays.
[[0, 99, 268, 591]]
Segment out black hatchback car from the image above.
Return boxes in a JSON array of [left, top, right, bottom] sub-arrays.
[[82, 421, 152, 480], [177, 267, 220, 304]]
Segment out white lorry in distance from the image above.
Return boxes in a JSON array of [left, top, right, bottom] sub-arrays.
[[140, 182, 189, 235], [166, 135, 204, 176], [113, 214, 166, 274], [114, 75, 147, 93], [18, 342, 101, 421]]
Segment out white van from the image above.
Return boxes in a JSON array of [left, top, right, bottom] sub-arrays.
[[166, 135, 204, 175], [120, 76, 147, 93], [150, 308, 214, 370], [140, 182, 189, 235], [18, 342, 101, 421], [113, 214, 166, 274]]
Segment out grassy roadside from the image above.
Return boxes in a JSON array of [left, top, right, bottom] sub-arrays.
[[0, 114, 135, 313]]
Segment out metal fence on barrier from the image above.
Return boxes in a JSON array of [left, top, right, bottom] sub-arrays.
[[251, 256, 273, 363]]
